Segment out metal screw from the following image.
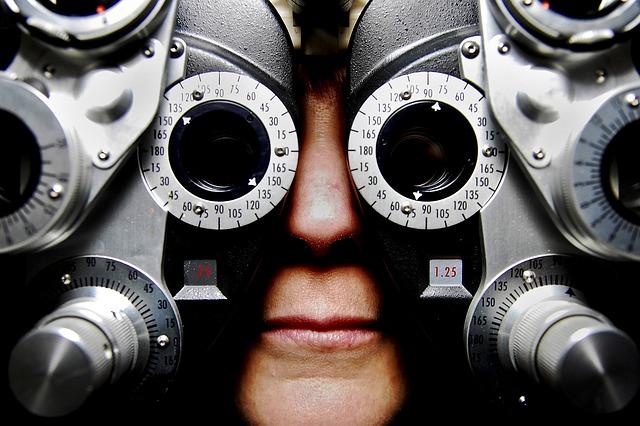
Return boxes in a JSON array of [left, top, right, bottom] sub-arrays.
[[522, 0, 533, 6], [461, 40, 480, 59], [143, 45, 155, 58], [595, 69, 607, 84], [275, 147, 287, 157], [533, 148, 546, 161], [157, 335, 170, 348], [518, 395, 528, 408], [498, 41, 511, 54], [193, 204, 205, 216], [192, 90, 204, 101], [401, 203, 414, 215], [523, 270, 536, 284], [43, 65, 55, 79], [482, 145, 495, 157], [49, 183, 64, 200], [401, 91, 412, 100], [61, 274, 72, 286], [97, 150, 111, 161], [169, 39, 185, 58], [625, 93, 640, 108]]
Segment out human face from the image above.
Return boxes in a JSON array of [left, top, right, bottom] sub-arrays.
[[236, 70, 408, 425]]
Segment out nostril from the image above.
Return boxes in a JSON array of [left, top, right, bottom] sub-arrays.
[[287, 193, 362, 257]]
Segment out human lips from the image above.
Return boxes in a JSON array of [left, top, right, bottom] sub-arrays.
[[261, 265, 383, 352], [263, 316, 380, 350]]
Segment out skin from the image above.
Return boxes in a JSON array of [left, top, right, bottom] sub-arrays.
[[236, 71, 407, 425]]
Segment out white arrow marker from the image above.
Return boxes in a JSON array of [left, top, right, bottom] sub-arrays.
[[183, 117, 192, 125], [431, 102, 442, 112], [413, 191, 422, 200], [248, 178, 257, 186]]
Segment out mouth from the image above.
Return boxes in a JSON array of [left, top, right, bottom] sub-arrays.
[[262, 316, 381, 351]]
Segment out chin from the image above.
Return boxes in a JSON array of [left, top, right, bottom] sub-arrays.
[[236, 335, 407, 426]]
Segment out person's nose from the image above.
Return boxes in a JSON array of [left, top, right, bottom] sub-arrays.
[[286, 87, 362, 257]]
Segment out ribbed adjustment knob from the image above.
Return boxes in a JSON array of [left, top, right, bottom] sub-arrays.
[[9, 317, 113, 417], [510, 300, 640, 413], [9, 295, 140, 417]]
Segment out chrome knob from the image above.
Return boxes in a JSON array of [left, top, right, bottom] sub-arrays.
[[9, 293, 140, 417], [505, 299, 640, 413]]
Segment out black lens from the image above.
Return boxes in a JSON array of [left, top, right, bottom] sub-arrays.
[[377, 101, 477, 202], [540, 0, 622, 19], [169, 101, 270, 202], [602, 119, 640, 225], [0, 110, 41, 216], [36, 0, 121, 17]]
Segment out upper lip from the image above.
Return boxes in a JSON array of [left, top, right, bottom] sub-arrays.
[[264, 316, 378, 332]]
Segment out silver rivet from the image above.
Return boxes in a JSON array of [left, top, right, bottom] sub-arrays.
[[522, 0, 533, 6], [625, 93, 639, 108], [97, 150, 111, 161], [595, 69, 607, 84], [192, 90, 204, 101], [157, 335, 170, 348], [498, 41, 511, 54], [482, 145, 495, 157], [401, 203, 414, 215], [518, 395, 528, 407], [401, 91, 412, 100], [193, 204, 205, 216], [523, 270, 536, 284], [533, 148, 545, 161], [49, 183, 64, 200], [43, 65, 55, 79], [61, 274, 72, 286], [275, 147, 287, 157], [461, 40, 480, 59], [169, 40, 185, 58], [143, 45, 155, 58]]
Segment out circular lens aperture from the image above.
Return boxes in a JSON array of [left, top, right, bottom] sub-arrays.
[[169, 101, 270, 203], [602, 119, 640, 225], [348, 71, 507, 230], [496, 0, 640, 51], [377, 101, 477, 202], [139, 71, 299, 231], [566, 89, 640, 260], [36, 0, 121, 17], [541, 0, 623, 19], [0, 110, 41, 217]]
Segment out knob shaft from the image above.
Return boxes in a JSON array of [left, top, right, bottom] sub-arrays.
[[9, 317, 113, 417], [9, 295, 140, 417], [509, 300, 640, 413]]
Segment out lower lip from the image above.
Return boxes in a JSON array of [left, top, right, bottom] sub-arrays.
[[262, 328, 380, 351]]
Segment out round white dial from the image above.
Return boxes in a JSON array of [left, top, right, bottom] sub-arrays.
[[139, 71, 298, 230], [348, 72, 507, 229]]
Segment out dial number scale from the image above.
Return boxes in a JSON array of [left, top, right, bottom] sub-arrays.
[[0, 78, 86, 253], [565, 89, 640, 259], [348, 72, 507, 229], [139, 72, 298, 230], [35, 256, 182, 390], [465, 255, 582, 377]]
